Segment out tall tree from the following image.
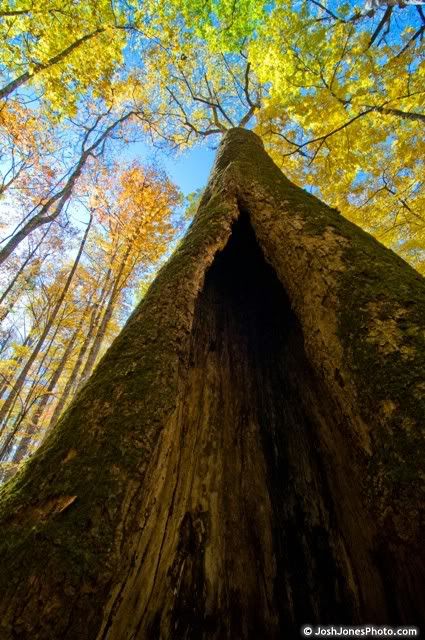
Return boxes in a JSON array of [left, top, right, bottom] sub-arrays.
[[140, 0, 424, 271], [0, 213, 92, 450], [0, 0, 127, 110], [1, 0, 423, 275], [0, 128, 423, 637], [45, 276, 115, 430], [76, 163, 180, 386], [0, 161, 181, 476]]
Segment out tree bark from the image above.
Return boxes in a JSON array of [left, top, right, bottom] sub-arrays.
[[0, 128, 424, 638]]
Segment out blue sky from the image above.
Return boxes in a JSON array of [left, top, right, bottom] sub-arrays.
[[161, 144, 215, 196], [127, 139, 216, 197]]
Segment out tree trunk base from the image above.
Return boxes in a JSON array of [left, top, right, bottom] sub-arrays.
[[98, 214, 409, 639], [1, 129, 424, 639]]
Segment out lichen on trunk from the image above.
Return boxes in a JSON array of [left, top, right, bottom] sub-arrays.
[[0, 128, 424, 639]]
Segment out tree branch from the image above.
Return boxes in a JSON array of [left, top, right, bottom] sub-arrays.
[[0, 29, 104, 100], [281, 108, 375, 161]]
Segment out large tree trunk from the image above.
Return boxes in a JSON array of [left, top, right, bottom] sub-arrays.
[[0, 128, 424, 639]]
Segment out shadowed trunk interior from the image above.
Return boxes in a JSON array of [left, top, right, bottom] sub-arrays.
[[104, 213, 393, 639], [183, 212, 361, 634]]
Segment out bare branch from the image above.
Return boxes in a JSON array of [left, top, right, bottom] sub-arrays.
[[368, 6, 393, 48], [281, 108, 375, 161], [395, 25, 425, 59], [308, 0, 345, 22]]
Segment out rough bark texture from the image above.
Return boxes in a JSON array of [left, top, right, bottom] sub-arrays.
[[0, 128, 424, 639]]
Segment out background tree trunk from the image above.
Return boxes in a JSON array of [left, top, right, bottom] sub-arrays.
[[46, 298, 108, 430], [0, 128, 424, 639], [77, 263, 127, 388], [6, 313, 89, 474], [0, 214, 92, 434], [26, 316, 87, 432]]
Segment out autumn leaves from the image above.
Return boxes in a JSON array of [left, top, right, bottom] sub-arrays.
[[0, 0, 423, 479]]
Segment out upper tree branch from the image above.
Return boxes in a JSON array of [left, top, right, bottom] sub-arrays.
[[0, 110, 136, 265], [0, 29, 104, 100], [281, 107, 376, 161]]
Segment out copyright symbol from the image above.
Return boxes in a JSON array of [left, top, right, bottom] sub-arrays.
[[302, 625, 313, 636]]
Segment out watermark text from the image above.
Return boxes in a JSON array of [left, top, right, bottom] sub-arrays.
[[301, 625, 420, 637]]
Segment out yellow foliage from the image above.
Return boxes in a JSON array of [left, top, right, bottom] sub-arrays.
[[0, 0, 126, 115], [249, 1, 424, 272]]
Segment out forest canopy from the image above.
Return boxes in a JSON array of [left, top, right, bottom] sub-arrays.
[[0, 0, 424, 479]]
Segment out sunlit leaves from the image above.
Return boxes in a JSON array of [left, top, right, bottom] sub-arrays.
[[0, 159, 181, 472], [248, 0, 424, 271], [0, 0, 126, 115], [144, 0, 270, 51]]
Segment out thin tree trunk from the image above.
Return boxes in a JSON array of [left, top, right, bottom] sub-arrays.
[[0, 334, 34, 400], [24, 310, 89, 440], [46, 333, 91, 429], [47, 274, 115, 428], [4, 306, 76, 467], [1, 326, 63, 460], [77, 290, 118, 387], [0, 327, 13, 357], [0, 321, 64, 461], [0, 224, 51, 309], [0, 214, 92, 441], [0, 129, 424, 638], [77, 248, 131, 387], [0, 113, 133, 266]]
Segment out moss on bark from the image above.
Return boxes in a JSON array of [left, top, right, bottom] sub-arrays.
[[0, 128, 424, 638]]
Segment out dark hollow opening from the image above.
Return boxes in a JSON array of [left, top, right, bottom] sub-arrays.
[[170, 212, 390, 638]]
